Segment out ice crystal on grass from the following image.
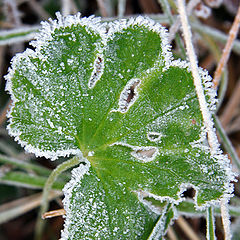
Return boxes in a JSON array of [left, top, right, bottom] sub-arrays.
[[5, 12, 235, 239]]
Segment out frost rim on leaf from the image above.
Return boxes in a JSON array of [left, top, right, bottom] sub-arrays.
[[4, 12, 235, 210], [61, 154, 90, 240], [4, 12, 106, 160]]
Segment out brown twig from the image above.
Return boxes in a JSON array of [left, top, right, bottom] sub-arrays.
[[167, 226, 178, 240], [0, 100, 12, 126], [0, 191, 62, 224], [176, 217, 200, 240], [42, 208, 66, 219], [213, 5, 240, 89], [0, 46, 5, 79], [96, 0, 108, 17]]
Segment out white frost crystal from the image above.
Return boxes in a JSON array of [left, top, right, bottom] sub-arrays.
[[5, 12, 235, 240]]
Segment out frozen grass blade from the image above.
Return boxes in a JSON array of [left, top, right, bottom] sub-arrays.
[[206, 207, 216, 240], [0, 171, 65, 189], [148, 198, 240, 217], [157, 0, 186, 57], [221, 199, 232, 240], [0, 154, 51, 176], [118, 0, 126, 18], [177, 0, 234, 238], [0, 26, 39, 46], [168, 0, 200, 42], [176, 0, 218, 152]]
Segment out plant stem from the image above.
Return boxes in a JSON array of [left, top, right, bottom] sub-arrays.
[[96, 0, 108, 17], [213, 5, 240, 89], [206, 207, 216, 240], [176, 199, 240, 217], [176, 0, 218, 153], [0, 171, 64, 189], [169, 0, 200, 42], [220, 78, 240, 128], [167, 227, 178, 240], [216, 69, 228, 111], [34, 156, 81, 240], [61, 0, 72, 16], [191, 21, 240, 55]]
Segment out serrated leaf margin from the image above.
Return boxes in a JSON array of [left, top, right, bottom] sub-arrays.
[[5, 13, 235, 207]]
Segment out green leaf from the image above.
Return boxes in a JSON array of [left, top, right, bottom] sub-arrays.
[[5, 13, 234, 239], [62, 162, 158, 239], [147, 203, 175, 240], [206, 207, 216, 240]]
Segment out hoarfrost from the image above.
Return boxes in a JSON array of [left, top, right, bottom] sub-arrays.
[[147, 132, 164, 142], [117, 78, 141, 113], [61, 158, 158, 239], [4, 11, 236, 239], [88, 55, 104, 89], [111, 142, 159, 162]]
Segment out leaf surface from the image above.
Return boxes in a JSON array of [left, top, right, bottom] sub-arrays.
[[6, 13, 234, 239]]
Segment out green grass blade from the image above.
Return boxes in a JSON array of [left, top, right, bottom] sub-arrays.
[[0, 26, 39, 46], [0, 154, 51, 176], [0, 171, 65, 190], [206, 207, 216, 240]]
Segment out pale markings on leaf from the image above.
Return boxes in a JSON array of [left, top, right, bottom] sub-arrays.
[[117, 78, 141, 113], [5, 12, 235, 240], [88, 55, 104, 89], [111, 142, 159, 162], [147, 132, 164, 142], [132, 147, 158, 162]]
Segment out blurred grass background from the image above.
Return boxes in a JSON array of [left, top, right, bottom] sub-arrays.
[[0, 0, 240, 239]]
